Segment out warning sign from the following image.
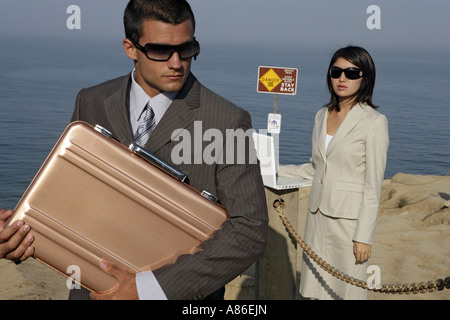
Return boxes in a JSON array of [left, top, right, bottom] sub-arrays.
[[257, 66, 298, 95]]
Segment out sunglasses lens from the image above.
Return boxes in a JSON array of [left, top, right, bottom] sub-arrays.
[[146, 46, 173, 60], [330, 68, 342, 79], [178, 41, 199, 59], [330, 67, 363, 80], [345, 69, 362, 80]]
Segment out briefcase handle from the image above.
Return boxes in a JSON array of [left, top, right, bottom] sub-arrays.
[[129, 142, 190, 184], [130, 144, 220, 203], [94, 124, 189, 184]]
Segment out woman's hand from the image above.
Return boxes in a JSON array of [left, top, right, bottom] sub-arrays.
[[353, 241, 371, 264]]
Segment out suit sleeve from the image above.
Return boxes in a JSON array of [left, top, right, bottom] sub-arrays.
[[353, 114, 389, 245], [278, 161, 316, 180], [152, 111, 268, 300]]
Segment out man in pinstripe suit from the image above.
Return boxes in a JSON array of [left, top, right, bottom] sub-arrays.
[[69, 0, 268, 300]]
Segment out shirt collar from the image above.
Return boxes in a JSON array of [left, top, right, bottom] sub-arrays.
[[130, 69, 178, 122]]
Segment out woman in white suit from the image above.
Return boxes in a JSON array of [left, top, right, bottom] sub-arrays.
[[279, 46, 389, 299]]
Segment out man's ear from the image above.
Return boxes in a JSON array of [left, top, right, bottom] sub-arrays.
[[123, 39, 138, 61]]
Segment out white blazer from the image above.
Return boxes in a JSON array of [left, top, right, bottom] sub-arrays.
[[279, 103, 389, 244]]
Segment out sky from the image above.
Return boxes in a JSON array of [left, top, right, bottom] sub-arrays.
[[0, 0, 449, 49]]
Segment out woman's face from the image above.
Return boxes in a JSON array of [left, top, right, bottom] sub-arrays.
[[330, 57, 363, 103]]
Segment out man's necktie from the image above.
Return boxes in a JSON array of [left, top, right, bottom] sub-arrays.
[[134, 102, 156, 146]]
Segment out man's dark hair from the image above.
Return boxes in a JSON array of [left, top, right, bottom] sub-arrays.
[[124, 0, 196, 43]]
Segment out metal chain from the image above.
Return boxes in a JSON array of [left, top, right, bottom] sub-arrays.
[[273, 199, 450, 294]]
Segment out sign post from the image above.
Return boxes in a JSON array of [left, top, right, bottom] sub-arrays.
[[256, 66, 301, 299]]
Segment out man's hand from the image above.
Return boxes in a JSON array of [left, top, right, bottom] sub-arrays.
[[0, 209, 34, 262], [89, 259, 139, 300], [353, 241, 371, 264]]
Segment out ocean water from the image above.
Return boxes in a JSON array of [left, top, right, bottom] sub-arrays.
[[0, 35, 449, 209]]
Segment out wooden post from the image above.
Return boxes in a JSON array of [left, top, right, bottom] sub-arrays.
[[273, 94, 278, 114], [256, 187, 299, 300]]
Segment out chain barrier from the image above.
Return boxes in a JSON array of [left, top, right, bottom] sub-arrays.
[[273, 198, 450, 294]]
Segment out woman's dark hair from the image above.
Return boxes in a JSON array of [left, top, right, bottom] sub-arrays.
[[124, 0, 196, 43], [324, 46, 378, 111]]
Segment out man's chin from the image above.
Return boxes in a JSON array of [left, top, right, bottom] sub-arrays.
[[162, 80, 187, 93]]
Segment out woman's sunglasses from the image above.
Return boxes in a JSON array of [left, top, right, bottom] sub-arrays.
[[132, 37, 200, 61], [329, 66, 363, 80]]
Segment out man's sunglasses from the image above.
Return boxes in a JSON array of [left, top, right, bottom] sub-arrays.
[[329, 66, 364, 80], [132, 37, 200, 62]]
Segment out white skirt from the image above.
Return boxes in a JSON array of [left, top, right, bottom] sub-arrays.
[[299, 210, 368, 300]]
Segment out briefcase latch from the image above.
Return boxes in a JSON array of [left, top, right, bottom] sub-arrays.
[[94, 125, 113, 139], [201, 190, 219, 204]]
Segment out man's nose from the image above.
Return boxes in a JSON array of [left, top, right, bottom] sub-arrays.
[[167, 51, 182, 69]]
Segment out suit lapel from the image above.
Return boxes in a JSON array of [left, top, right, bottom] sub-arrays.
[[144, 74, 200, 154], [316, 108, 328, 160], [104, 74, 134, 146], [326, 103, 366, 156]]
